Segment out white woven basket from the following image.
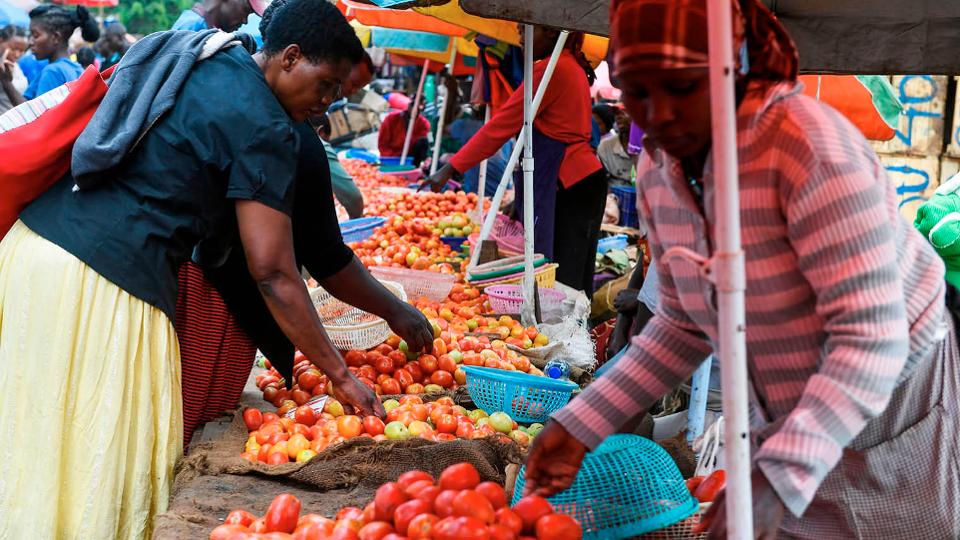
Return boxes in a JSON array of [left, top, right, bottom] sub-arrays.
[[309, 279, 406, 350], [639, 503, 711, 540], [369, 266, 456, 303]]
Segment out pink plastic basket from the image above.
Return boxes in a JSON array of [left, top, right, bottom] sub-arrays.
[[485, 284, 566, 314]]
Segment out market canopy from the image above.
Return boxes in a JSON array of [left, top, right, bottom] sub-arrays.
[[0, 0, 28, 28], [342, 0, 469, 36], [457, 0, 960, 74]]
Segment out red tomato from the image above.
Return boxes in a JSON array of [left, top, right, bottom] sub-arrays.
[[336, 507, 364, 522], [375, 344, 394, 356], [298, 370, 321, 392], [344, 350, 367, 367], [456, 422, 475, 439], [298, 514, 335, 532], [374, 356, 395, 375], [358, 365, 378, 382], [394, 368, 414, 390], [224, 509, 256, 527], [406, 362, 424, 383], [511, 496, 553, 534], [380, 378, 402, 395], [298, 522, 336, 540], [209, 524, 249, 540], [495, 508, 523, 535], [476, 482, 507, 510], [250, 518, 267, 533], [406, 383, 425, 394], [374, 482, 409, 522], [264, 493, 301, 533], [453, 489, 495, 524], [363, 416, 385, 437], [393, 499, 432, 534], [404, 479, 435, 498], [329, 524, 361, 540], [436, 414, 458, 434], [407, 513, 440, 539], [433, 516, 490, 540], [263, 412, 281, 424], [397, 470, 435, 492], [434, 490, 459, 518], [419, 355, 439, 375], [243, 408, 263, 431], [437, 354, 458, 374], [487, 523, 517, 540], [291, 390, 312, 406], [534, 514, 581, 540], [357, 521, 394, 540], [415, 485, 443, 509], [685, 476, 704, 495], [693, 470, 726, 503], [294, 406, 317, 427], [440, 463, 481, 491], [337, 415, 364, 438], [267, 451, 290, 465], [263, 386, 280, 404], [431, 370, 454, 389]]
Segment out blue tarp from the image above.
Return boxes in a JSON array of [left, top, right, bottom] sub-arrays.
[[0, 0, 29, 29], [370, 27, 450, 53]]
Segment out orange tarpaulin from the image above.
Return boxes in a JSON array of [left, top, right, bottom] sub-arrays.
[[341, 0, 468, 36], [799, 75, 896, 141]]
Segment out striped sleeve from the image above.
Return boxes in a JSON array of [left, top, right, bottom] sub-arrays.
[[551, 232, 713, 449], [754, 119, 910, 517]]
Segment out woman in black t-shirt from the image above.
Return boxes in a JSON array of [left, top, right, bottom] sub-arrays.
[[0, 1, 388, 538]]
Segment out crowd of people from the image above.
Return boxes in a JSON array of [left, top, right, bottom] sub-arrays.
[[1, 0, 958, 538]]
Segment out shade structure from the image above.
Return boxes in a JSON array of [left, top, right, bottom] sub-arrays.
[[368, 26, 478, 66], [458, 0, 960, 74], [342, 0, 468, 36], [0, 0, 28, 28]]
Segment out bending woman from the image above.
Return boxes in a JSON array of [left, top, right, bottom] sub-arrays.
[[423, 28, 606, 295], [0, 1, 380, 537], [523, 0, 960, 538]]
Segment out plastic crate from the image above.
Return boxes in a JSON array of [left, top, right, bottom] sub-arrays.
[[309, 280, 406, 350], [340, 217, 386, 243], [597, 234, 629, 254], [486, 285, 566, 315], [369, 266, 456, 303], [460, 365, 577, 423], [612, 185, 639, 228], [440, 236, 467, 251], [511, 434, 699, 540]]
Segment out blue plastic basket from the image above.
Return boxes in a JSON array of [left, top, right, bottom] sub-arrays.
[[597, 234, 629, 254], [460, 366, 577, 423], [440, 236, 466, 251], [611, 185, 639, 228], [380, 156, 414, 167], [340, 217, 386, 243], [512, 434, 698, 539]]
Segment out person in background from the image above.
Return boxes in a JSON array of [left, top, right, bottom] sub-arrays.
[[6, 6, 100, 105], [171, 0, 266, 32], [379, 98, 430, 166], [75, 45, 96, 69], [449, 105, 516, 198], [97, 22, 130, 70], [16, 49, 45, 84], [524, 0, 960, 537], [424, 27, 607, 296], [597, 106, 634, 184], [311, 113, 364, 219], [0, 25, 29, 114], [592, 103, 616, 140]]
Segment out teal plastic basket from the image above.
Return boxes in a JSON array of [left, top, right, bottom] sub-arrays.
[[460, 366, 577, 423], [512, 435, 698, 539]]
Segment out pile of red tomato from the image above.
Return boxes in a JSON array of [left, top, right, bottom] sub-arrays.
[[240, 395, 537, 465], [210, 463, 581, 540], [350, 216, 460, 272], [341, 159, 411, 191]]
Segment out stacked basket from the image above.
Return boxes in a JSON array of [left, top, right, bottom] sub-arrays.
[[309, 279, 406, 350]]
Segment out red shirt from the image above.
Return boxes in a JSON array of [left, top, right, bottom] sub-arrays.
[[449, 50, 601, 188], [378, 111, 430, 157]]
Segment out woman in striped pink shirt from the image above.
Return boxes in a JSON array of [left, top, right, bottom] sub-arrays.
[[524, 0, 960, 537]]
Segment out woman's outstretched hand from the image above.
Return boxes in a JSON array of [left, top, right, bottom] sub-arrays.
[[522, 421, 588, 497]]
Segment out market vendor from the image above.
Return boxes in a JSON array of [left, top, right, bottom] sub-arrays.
[[0, 3, 398, 537], [523, 0, 960, 538], [379, 98, 431, 166], [171, 0, 264, 32], [422, 27, 607, 295]]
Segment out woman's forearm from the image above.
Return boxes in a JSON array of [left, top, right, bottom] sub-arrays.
[[318, 257, 404, 320], [2, 79, 24, 106]]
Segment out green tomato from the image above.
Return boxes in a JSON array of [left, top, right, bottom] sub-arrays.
[[526, 423, 544, 437], [467, 409, 488, 422], [383, 399, 400, 413], [423, 384, 444, 394], [488, 412, 514, 434], [465, 319, 478, 331], [384, 421, 411, 440], [399, 340, 410, 353], [449, 350, 464, 364]]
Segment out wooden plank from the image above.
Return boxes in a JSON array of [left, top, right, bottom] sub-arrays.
[[879, 155, 941, 222], [947, 77, 960, 158], [872, 76, 948, 157], [460, 0, 608, 36]]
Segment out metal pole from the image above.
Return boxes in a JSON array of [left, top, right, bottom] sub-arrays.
[[707, 0, 753, 536], [430, 46, 458, 175], [519, 23, 536, 325], [473, 106, 493, 224], [468, 31, 569, 274], [400, 59, 430, 165]]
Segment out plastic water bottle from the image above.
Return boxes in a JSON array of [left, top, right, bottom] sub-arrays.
[[544, 359, 570, 379]]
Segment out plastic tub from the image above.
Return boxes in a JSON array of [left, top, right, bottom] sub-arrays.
[[380, 165, 422, 182], [597, 234, 629, 254], [611, 185, 639, 228], [339, 217, 386, 243]]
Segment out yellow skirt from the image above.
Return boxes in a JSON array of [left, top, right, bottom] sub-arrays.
[[0, 221, 183, 540]]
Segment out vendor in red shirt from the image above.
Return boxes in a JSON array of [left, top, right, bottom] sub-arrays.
[[379, 98, 431, 166], [422, 27, 606, 294]]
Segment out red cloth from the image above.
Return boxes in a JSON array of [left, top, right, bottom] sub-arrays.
[[378, 111, 430, 157], [448, 50, 601, 188], [176, 262, 257, 447]]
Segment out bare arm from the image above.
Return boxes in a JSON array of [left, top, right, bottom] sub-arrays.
[[236, 199, 384, 417], [1, 53, 25, 107]]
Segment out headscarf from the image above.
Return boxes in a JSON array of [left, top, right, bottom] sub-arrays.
[[609, 0, 798, 83]]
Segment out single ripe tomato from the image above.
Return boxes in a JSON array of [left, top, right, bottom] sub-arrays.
[[494, 508, 523, 535], [415, 485, 443, 509], [294, 405, 317, 427], [534, 514, 582, 540], [357, 521, 394, 540], [298, 370, 321, 392], [431, 370, 454, 388], [264, 493, 301, 533], [511, 496, 553, 534], [224, 509, 256, 527], [433, 490, 459, 518], [476, 482, 507, 510], [374, 482, 409, 522], [694, 469, 726, 503], [419, 354, 439, 374], [336, 507, 364, 522], [437, 354, 458, 374], [380, 378, 402, 395], [452, 490, 495, 524], [433, 516, 490, 540], [436, 414, 458, 434], [209, 524, 249, 540], [363, 415, 385, 437], [397, 470, 435, 492], [388, 350, 408, 369], [337, 415, 364, 439], [487, 523, 517, 540], [407, 513, 440, 539], [394, 368, 414, 390], [440, 463, 481, 491], [374, 356, 395, 375], [243, 408, 263, 431], [393, 499, 432, 534], [267, 451, 290, 465]]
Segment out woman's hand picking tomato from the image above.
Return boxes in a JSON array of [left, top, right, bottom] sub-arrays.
[[333, 373, 386, 418], [521, 421, 587, 497], [385, 302, 434, 354], [699, 469, 784, 540]]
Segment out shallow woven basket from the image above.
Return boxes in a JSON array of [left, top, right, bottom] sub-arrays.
[[369, 267, 456, 303], [309, 280, 406, 350]]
